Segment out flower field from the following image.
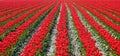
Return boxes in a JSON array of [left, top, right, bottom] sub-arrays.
[[0, 0, 120, 56]]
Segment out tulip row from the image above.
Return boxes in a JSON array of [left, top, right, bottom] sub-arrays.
[[83, 6, 120, 39], [74, 0, 120, 17], [91, 6, 120, 23], [99, 2, 120, 12], [0, 3, 43, 23], [0, 1, 41, 17], [5, 1, 56, 55], [0, 3, 50, 40], [0, 1, 53, 38], [83, 5, 119, 23], [0, 4, 23, 16], [0, 2, 24, 12], [83, 6, 120, 33], [0, 7, 12, 13], [1, 0, 120, 56], [20, 2, 60, 56], [73, 3, 112, 56], [73, 1, 119, 55], [102, 6, 120, 17], [0, 2, 55, 55], [68, 3, 102, 56], [0, 5, 30, 18], [55, 3, 70, 56], [75, 3, 120, 55], [9, 4, 55, 56]]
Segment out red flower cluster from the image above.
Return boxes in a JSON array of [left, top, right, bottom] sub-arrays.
[[68, 3, 102, 56], [20, 2, 60, 56], [0, 27, 4, 34], [76, 4, 120, 54], [55, 3, 70, 56]]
